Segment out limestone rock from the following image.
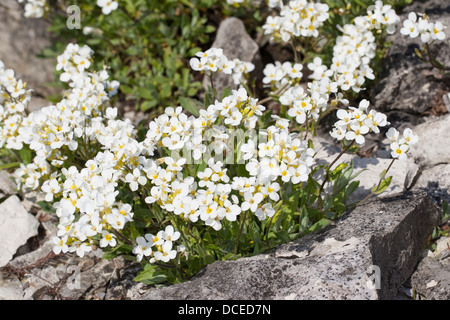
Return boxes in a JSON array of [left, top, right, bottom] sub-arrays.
[[0, 171, 17, 197], [139, 191, 439, 300], [408, 114, 450, 167], [0, 196, 40, 268], [371, 0, 450, 117], [0, 0, 57, 99], [313, 137, 419, 203], [0, 274, 24, 300], [412, 163, 450, 206], [411, 256, 450, 300]]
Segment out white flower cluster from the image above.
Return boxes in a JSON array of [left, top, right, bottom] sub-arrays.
[[56, 43, 94, 84], [17, 0, 48, 18], [190, 48, 255, 86], [133, 225, 186, 263], [262, 1, 400, 127], [262, 61, 303, 89], [50, 154, 130, 257], [19, 0, 118, 18], [226, 0, 245, 6], [0, 61, 33, 150], [365, 0, 401, 34], [241, 118, 315, 187], [329, 99, 389, 146], [280, 83, 329, 125], [400, 12, 447, 43], [305, 1, 400, 95], [190, 48, 235, 76], [2, 44, 139, 258], [262, 0, 330, 42], [385, 127, 418, 161], [96, 0, 119, 15], [231, 59, 255, 85]]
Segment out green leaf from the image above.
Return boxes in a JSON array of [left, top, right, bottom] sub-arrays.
[[19, 148, 32, 165], [140, 100, 158, 111], [275, 230, 291, 243], [137, 87, 154, 100], [179, 96, 201, 117], [37, 201, 56, 214], [371, 176, 393, 195], [307, 218, 332, 234], [134, 264, 168, 284], [221, 87, 232, 99], [344, 180, 360, 200], [120, 85, 134, 95], [0, 162, 20, 170], [129, 223, 141, 240]]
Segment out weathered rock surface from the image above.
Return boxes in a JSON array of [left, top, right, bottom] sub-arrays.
[[138, 191, 439, 300], [0, 0, 57, 99], [0, 196, 40, 268], [371, 0, 450, 118], [407, 114, 450, 167], [313, 137, 420, 203], [0, 171, 17, 197], [411, 255, 450, 300]]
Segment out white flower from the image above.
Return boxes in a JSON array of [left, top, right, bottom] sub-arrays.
[[390, 142, 409, 161], [255, 203, 276, 221], [429, 21, 446, 41], [133, 236, 153, 262], [52, 235, 69, 255], [261, 182, 280, 201], [346, 122, 369, 145], [100, 231, 117, 248], [241, 191, 264, 212], [97, 0, 119, 15], [386, 127, 399, 143], [162, 225, 180, 243], [241, 139, 257, 161], [153, 241, 177, 262], [125, 168, 147, 191]]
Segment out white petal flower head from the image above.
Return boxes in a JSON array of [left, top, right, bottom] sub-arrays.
[[100, 231, 117, 248], [429, 21, 446, 41], [97, 0, 119, 15], [162, 225, 181, 243], [52, 235, 69, 255], [153, 241, 177, 262], [400, 16, 419, 38], [133, 236, 152, 262], [400, 128, 419, 145], [386, 127, 399, 143], [390, 142, 409, 161]]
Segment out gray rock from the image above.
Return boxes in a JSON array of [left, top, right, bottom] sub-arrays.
[[205, 17, 260, 98], [0, 273, 24, 300], [0, 196, 40, 268], [411, 256, 450, 300], [0, 171, 17, 196], [412, 163, 450, 206], [371, 0, 450, 117], [313, 137, 419, 203], [0, 0, 57, 99], [408, 114, 450, 167], [139, 191, 439, 300]]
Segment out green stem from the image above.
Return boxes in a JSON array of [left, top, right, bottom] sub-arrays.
[[317, 139, 355, 208], [424, 43, 450, 71], [234, 210, 248, 255]]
